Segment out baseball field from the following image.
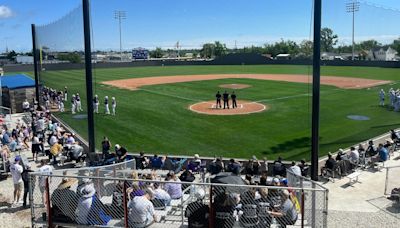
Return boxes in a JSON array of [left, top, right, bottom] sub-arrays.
[[30, 64, 400, 160]]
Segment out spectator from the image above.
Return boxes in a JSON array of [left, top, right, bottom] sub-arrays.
[[128, 189, 158, 227], [31, 134, 41, 161], [21, 163, 35, 208], [272, 157, 285, 176], [180, 169, 196, 183], [114, 144, 128, 162], [150, 154, 162, 169], [51, 178, 79, 222], [208, 157, 224, 175], [10, 156, 24, 206], [101, 137, 111, 159], [49, 133, 58, 146], [187, 154, 201, 172], [325, 153, 337, 170], [366, 140, 377, 157], [162, 155, 175, 171], [268, 189, 298, 227], [50, 141, 63, 165], [390, 129, 400, 143], [259, 157, 268, 175], [69, 142, 85, 163], [226, 159, 241, 175], [151, 182, 171, 206], [372, 143, 388, 163], [298, 159, 309, 177], [335, 149, 347, 161], [214, 192, 237, 228], [136, 152, 149, 169], [185, 188, 209, 228], [349, 146, 359, 165], [9, 136, 17, 152], [288, 161, 301, 176], [110, 181, 125, 219], [38, 159, 53, 205], [164, 172, 182, 199]]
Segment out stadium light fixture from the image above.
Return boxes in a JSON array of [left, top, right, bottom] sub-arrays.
[[114, 10, 126, 61], [346, 0, 360, 61]]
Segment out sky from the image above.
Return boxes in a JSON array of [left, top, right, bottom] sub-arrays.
[[1, 0, 400, 52]]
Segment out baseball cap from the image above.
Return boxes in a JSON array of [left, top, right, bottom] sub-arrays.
[[15, 156, 21, 162]]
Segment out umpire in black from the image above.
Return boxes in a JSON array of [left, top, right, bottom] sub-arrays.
[[231, 91, 237, 108], [216, 91, 222, 108], [223, 91, 230, 109]]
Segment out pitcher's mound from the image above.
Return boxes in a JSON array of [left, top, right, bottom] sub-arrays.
[[219, 84, 251, 89], [189, 100, 268, 115]]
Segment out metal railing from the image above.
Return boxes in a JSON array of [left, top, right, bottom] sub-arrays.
[[30, 167, 329, 228], [384, 165, 400, 196]]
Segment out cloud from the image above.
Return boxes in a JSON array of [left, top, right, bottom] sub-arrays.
[[0, 5, 13, 18]]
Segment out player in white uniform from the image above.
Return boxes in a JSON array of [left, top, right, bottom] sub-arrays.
[[104, 96, 110, 115], [76, 93, 83, 112], [93, 95, 99, 114], [71, 94, 76, 114], [379, 89, 385, 106], [112, 97, 117, 116], [64, 86, 68, 101]]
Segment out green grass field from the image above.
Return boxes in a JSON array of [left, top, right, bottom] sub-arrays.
[[26, 64, 400, 160]]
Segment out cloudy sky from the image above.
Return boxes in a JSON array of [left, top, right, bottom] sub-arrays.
[[1, 0, 400, 52]]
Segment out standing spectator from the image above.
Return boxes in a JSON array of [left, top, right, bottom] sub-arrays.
[[111, 97, 117, 116], [10, 156, 23, 205], [288, 161, 301, 176], [185, 189, 209, 228], [21, 164, 34, 208], [128, 189, 158, 227], [223, 91, 230, 109], [22, 99, 30, 112], [31, 134, 41, 161], [38, 160, 53, 204], [272, 157, 285, 177], [259, 157, 269, 175], [101, 137, 111, 159], [164, 172, 182, 199], [231, 91, 237, 109]]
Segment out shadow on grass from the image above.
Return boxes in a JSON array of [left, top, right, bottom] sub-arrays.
[[261, 137, 311, 160]]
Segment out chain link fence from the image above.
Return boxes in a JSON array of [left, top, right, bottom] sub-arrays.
[[385, 165, 400, 196], [30, 163, 328, 227], [286, 169, 329, 228]]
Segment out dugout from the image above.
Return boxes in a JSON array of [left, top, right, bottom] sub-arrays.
[[1, 74, 36, 113]]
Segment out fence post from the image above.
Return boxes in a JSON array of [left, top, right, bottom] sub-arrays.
[[123, 180, 128, 228], [301, 189, 305, 228], [29, 174, 35, 225], [311, 182, 316, 228], [384, 167, 389, 195], [45, 177, 53, 228], [209, 184, 214, 228]]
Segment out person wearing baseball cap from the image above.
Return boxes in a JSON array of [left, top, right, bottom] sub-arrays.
[[10, 156, 24, 206], [21, 163, 34, 208]]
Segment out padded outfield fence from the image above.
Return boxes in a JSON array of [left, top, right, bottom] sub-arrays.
[[29, 160, 329, 228]]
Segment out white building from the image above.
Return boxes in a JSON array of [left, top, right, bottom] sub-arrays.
[[15, 55, 34, 64], [367, 47, 398, 61]]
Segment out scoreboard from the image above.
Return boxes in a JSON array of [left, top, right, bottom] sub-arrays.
[[132, 48, 149, 60]]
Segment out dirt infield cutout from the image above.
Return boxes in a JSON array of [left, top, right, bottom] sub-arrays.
[[189, 100, 268, 115], [219, 83, 252, 89], [102, 74, 391, 90]]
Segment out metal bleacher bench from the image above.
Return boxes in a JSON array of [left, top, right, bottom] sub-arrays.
[[346, 171, 361, 185]]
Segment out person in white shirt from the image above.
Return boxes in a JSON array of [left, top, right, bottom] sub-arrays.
[[288, 161, 302, 176], [349, 146, 359, 165], [22, 100, 30, 112], [111, 97, 117, 116], [38, 159, 53, 204], [128, 189, 158, 226], [10, 156, 24, 204], [151, 183, 171, 206]]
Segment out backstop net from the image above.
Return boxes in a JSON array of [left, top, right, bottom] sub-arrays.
[[35, 4, 89, 142]]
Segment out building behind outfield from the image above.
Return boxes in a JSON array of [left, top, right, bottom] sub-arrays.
[[1, 74, 36, 113]]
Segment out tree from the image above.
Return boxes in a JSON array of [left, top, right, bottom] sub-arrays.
[[391, 38, 400, 55], [358, 40, 381, 51], [321, 28, 338, 52], [200, 43, 215, 59], [58, 52, 81, 63], [150, 47, 163, 58], [7, 50, 17, 60], [264, 39, 299, 57], [214, 41, 227, 57], [299, 40, 313, 58]]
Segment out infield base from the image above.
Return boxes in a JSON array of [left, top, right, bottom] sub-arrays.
[[189, 100, 268, 115]]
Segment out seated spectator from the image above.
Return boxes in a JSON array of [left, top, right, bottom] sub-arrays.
[[110, 181, 124, 219], [324, 153, 337, 171], [151, 183, 171, 206], [366, 140, 377, 157], [272, 157, 285, 177], [252, 156, 261, 176], [50, 141, 63, 165], [128, 189, 158, 227], [51, 178, 79, 222], [244, 174, 252, 185], [214, 192, 237, 228], [185, 188, 209, 228], [268, 190, 298, 227], [349, 147, 359, 165], [180, 169, 196, 183], [150, 154, 162, 169], [226, 159, 241, 175], [208, 157, 224, 175], [259, 174, 267, 186], [259, 157, 268, 175], [187, 154, 201, 172], [390, 129, 400, 143], [9, 137, 17, 152], [127, 182, 145, 200], [69, 142, 85, 163], [335, 149, 348, 161], [164, 172, 182, 199], [257, 188, 272, 227], [136, 152, 149, 169], [245, 160, 254, 176], [114, 144, 128, 162], [298, 159, 309, 177], [66, 134, 76, 145], [162, 155, 175, 171], [288, 161, 301, 176], [372, 143, 388, 163]]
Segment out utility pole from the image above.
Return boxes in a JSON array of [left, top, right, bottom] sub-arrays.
[[346, 0, 360, 60], [114, 10, 126, 61]]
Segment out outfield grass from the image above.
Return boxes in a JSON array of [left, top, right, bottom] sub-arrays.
[[26, 64, 400, 160]]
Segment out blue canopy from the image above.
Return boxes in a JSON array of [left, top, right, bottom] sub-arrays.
[[1, 74, 35, 89]]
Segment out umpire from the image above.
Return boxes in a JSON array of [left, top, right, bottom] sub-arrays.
[[223, 91, 230, 109], [215, 91, 222, 108], [231, 91, 237, 108]]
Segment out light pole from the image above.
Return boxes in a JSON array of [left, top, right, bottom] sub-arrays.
[[114, 10, 126, 61], [346, 0, 360, 61]]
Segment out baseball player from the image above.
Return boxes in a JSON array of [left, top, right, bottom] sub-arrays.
[[93, 95, 99, 113], [231, 91, 237, 109], [389, 88, 395, 107], [223, 91, 230, 109], [379, 89, 385, 106], [76, 93, 83, 112], [64, 86, 68, 101], [71, 94, 76, 114], [215, 91, 222, 108], [112, 97, 117, 116], [59, 98, 64, 112], [104, 96, 110, 114]]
